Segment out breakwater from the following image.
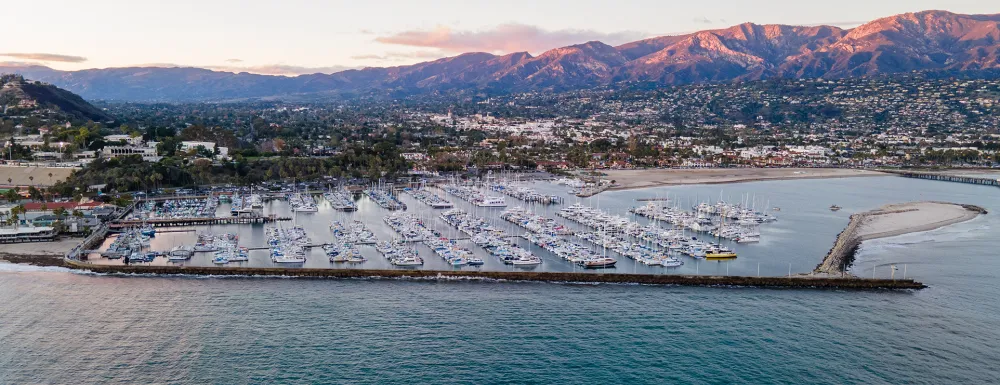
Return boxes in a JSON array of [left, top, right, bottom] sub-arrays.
[[63, 259, 924, 289]]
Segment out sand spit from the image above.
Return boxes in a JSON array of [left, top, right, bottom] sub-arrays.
[[602, 168, 883, 190], [816, 202, 986, 276]]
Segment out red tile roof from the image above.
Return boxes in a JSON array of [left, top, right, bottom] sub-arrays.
[[22, 202, 79, 211]]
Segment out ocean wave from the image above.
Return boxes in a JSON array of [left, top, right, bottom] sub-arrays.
[[0, 262, 74, 274]]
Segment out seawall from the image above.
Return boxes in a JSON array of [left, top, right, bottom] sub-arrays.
[[64, 260, 925, 290]]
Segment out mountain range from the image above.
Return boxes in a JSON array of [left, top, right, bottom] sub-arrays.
[[2, 10, 999, 102]]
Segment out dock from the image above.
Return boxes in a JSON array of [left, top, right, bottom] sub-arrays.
[[110, 216, 291, 229]]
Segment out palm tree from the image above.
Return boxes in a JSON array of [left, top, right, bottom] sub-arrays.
[[28, 175, 34, 185], [48, 172, 53, 185]]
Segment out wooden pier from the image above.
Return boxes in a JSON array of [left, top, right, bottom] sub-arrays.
[[891, 171, 1000, 187], [110, 216, 291, 229]]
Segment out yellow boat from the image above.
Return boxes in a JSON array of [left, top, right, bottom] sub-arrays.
[[705, 252, 737, 259]]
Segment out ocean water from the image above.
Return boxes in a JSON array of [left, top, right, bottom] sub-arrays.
[[2, 176, 999, 384]]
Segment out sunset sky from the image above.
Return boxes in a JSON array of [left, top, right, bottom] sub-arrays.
[[3, 0, 997, 75]]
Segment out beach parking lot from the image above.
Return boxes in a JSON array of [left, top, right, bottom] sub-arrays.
[[0, 166, 75, 187]]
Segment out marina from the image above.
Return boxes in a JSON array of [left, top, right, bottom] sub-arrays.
[[73, 175, 989, 279]]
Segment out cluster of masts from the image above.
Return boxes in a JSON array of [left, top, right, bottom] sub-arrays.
[[383, 212, 479, 266], [402, 187, 454, 209], [129, 196, 219, 220], [487, 180, 563, 204], [364, 182, 407, 210], [322, 188, 357, 212], [267, 224, 310, 263], [229, 193, 264, 217], [559, 202, 737, 260], [442, 184, 507, 207], [288, 192, 319, 213], [440, 209, 541, 266], [501, 207, 574, 235]]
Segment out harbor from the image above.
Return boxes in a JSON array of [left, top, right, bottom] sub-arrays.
[[66, 174, 991, 281]]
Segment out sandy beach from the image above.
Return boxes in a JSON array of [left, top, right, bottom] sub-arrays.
[[601, 168, 884, 190], [815, 201, 985, 275], [0, 165, 75, 187], [858, 202, 984, 241]]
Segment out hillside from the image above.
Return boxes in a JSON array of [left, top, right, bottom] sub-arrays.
[[0, 74, 112, 121], [2, 10, 999, 102]]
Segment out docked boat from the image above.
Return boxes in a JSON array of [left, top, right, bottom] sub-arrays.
[[466, 258, 485, 266], [583, 257, 618, 269], [168, 245, 194, 260], [391, 256, 424, 266], [476, 195, 507, 207]]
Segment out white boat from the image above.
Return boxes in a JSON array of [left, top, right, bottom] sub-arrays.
[[194, 242, 219, 252], [511, 257, 542, 266], [475, 195, 507, 207], [392, 256, 423, 266], [273, 255, 306, 263]]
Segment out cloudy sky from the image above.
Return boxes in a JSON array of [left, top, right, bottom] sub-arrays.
[[3, 0, 996, 75]]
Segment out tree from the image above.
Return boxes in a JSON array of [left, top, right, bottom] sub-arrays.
[[28, 186, 42, 201], [28, 175, 34, 185], [4, 188, 19, 202], [53, 207, 68, 217], [72, 209, 83, 218]]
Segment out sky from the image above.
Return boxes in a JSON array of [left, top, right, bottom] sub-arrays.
[[2, 0, 997, 76]]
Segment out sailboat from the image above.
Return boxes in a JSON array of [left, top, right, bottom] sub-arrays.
[[705, 207, 737, 259]]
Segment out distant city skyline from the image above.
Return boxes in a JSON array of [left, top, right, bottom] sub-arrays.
[[3, 0, 997, 75]]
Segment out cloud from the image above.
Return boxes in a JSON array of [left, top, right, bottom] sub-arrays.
[[693, 17, 714, 24], [225, 58, 243, 63], [0, 53, 87, 63], [205, 64, 356, 76], [350, 51, 444, 62], [375, 23, 648, 54], [358, 29, 375, 35]]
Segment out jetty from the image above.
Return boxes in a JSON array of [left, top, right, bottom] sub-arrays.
[[61, 259, 925, 290]]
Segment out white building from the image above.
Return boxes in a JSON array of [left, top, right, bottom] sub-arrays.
[[102, 144, 161, 162], [104, 134, 144, 146]]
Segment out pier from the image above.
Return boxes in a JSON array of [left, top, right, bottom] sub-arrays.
[[889, 171, 1000, 187], [62, 259, 925, 290]]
